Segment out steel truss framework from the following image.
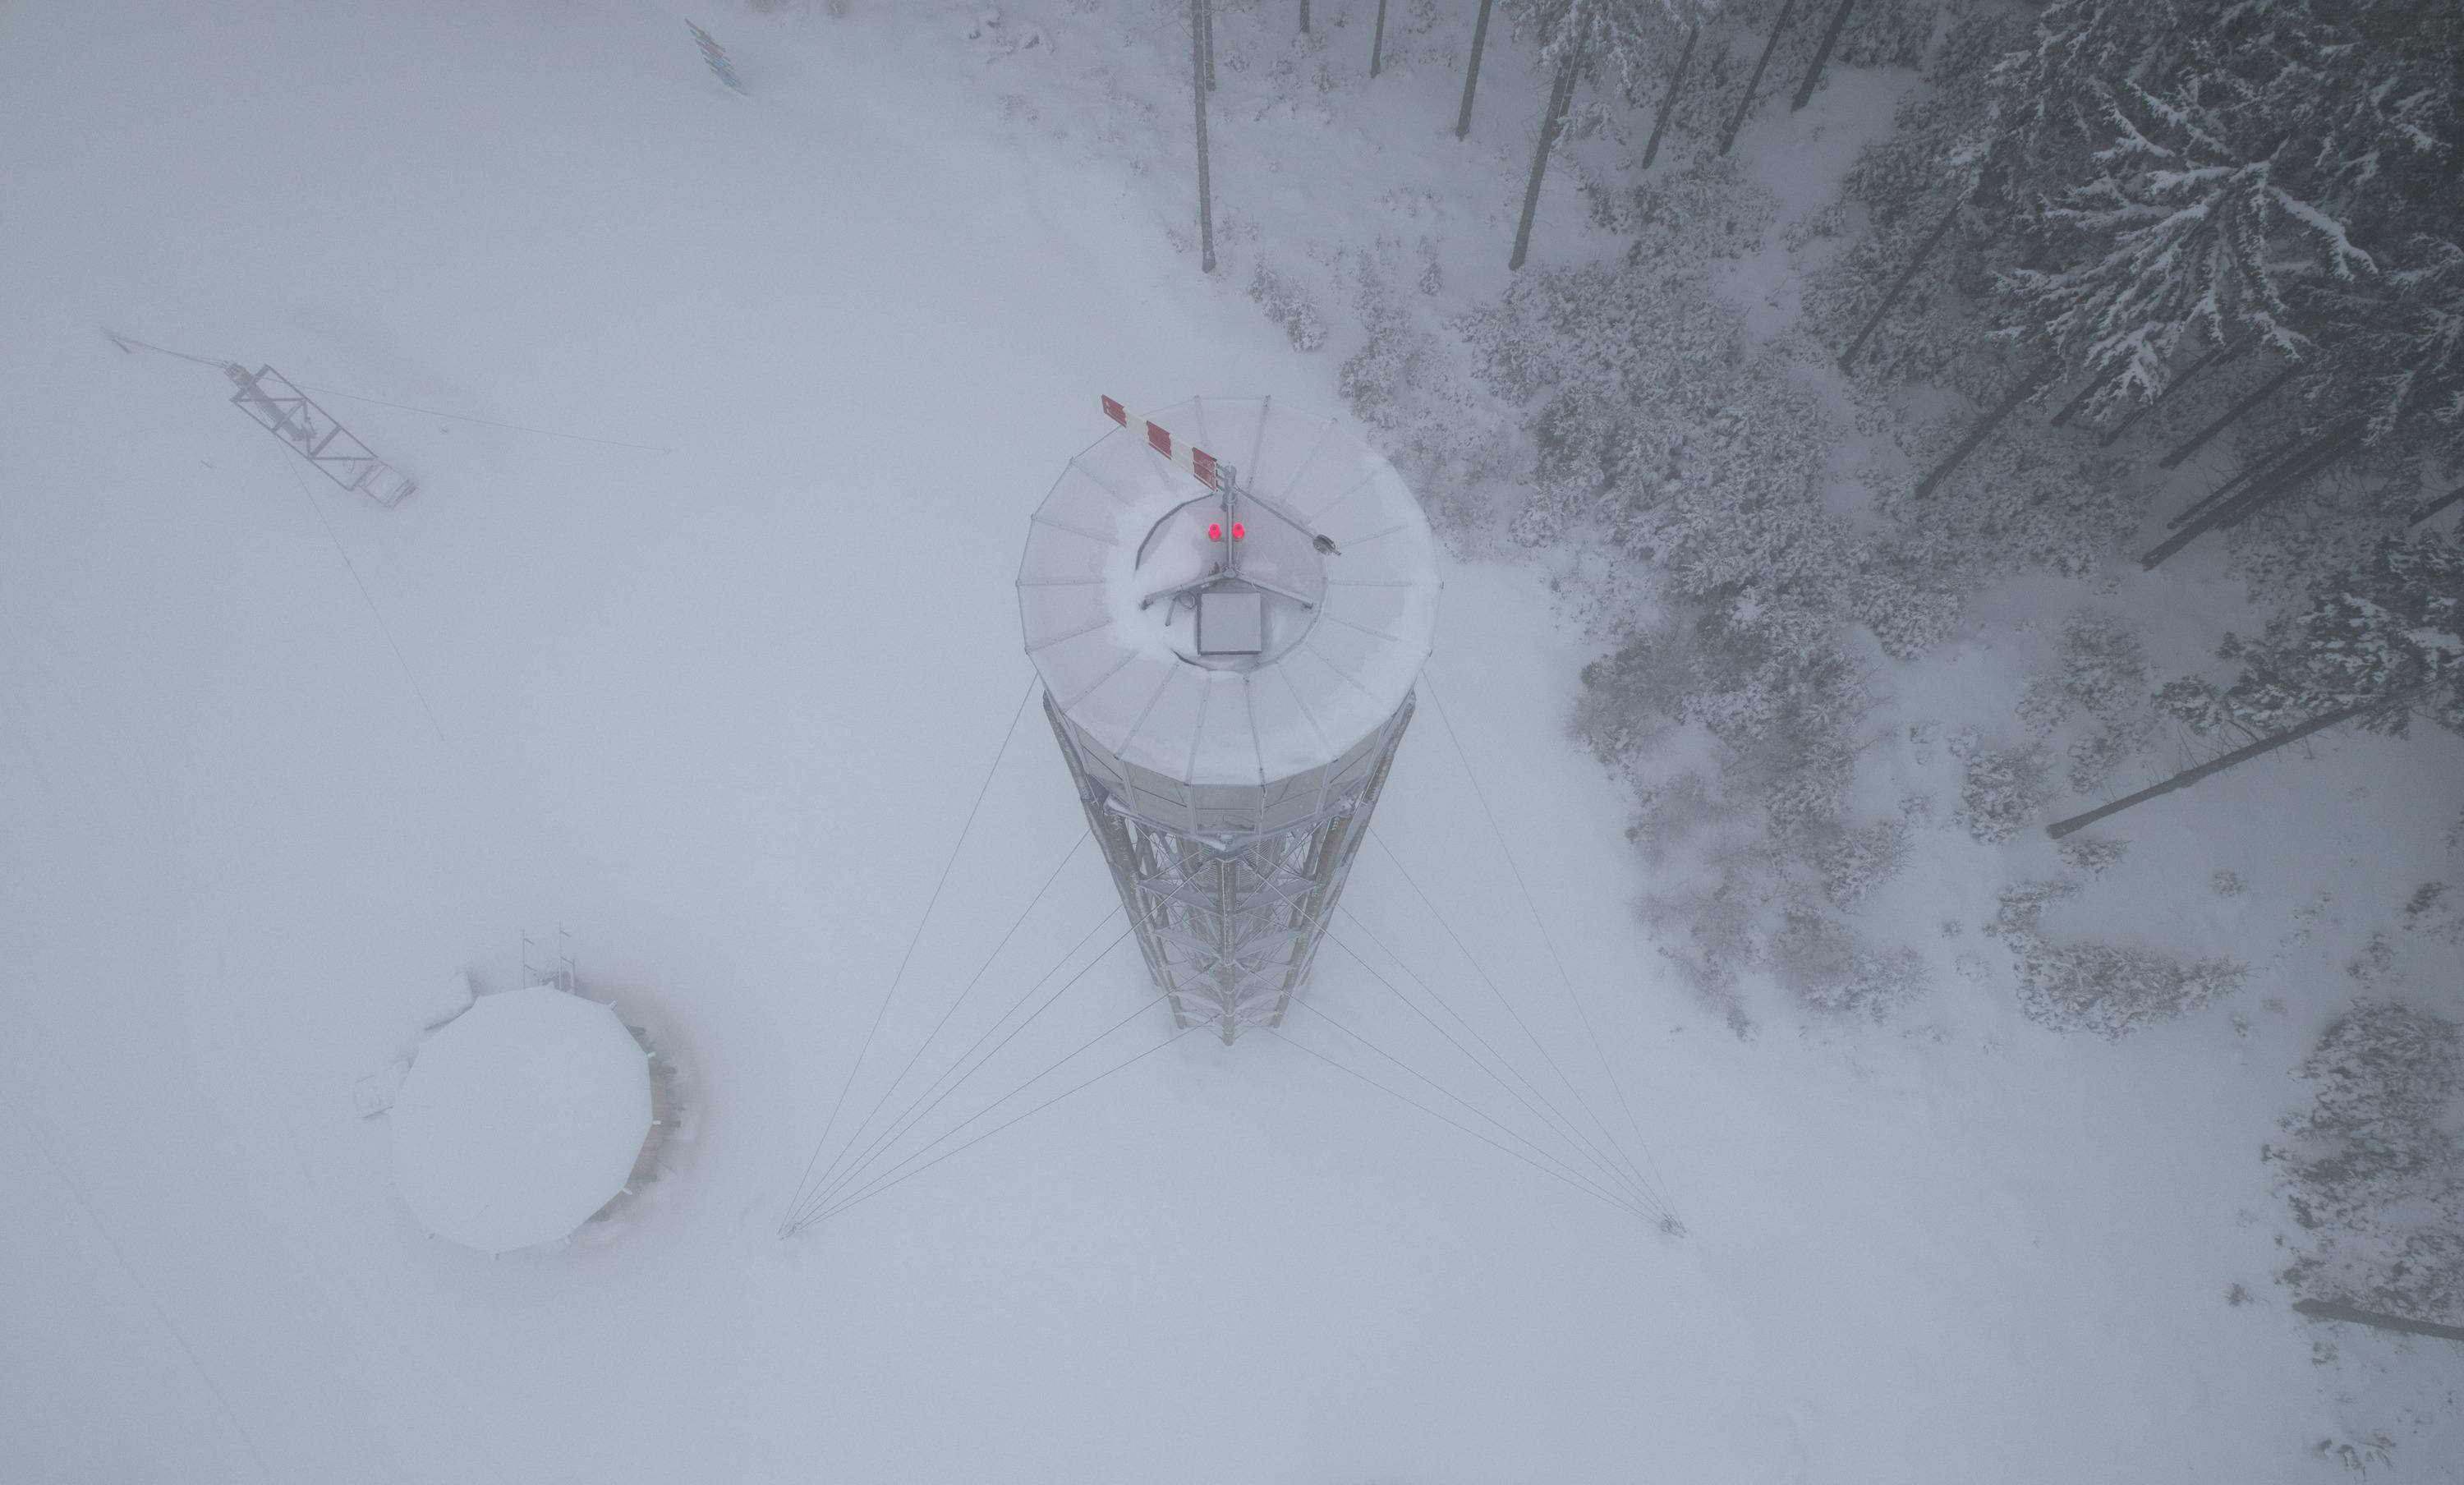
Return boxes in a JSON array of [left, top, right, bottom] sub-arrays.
[[223, 362, 417, 506], [1047, 693, 1412, 1043]]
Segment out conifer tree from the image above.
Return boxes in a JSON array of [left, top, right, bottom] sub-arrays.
[[1989, 0, 2461, 445], [1457, 0, 1498, 137], [2048, 532, 2462, 836], [1507, 0, 1712, 269], [2158, 532, 2464, 742]]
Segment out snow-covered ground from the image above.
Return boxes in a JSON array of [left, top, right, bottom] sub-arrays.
[[3, 2, 2459, 1481]]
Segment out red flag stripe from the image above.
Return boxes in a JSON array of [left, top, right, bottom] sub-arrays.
[[1101, 396, 1221, 491]]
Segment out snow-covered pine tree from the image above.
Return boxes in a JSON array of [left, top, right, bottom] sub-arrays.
[[1509, 0, 1716, 266], [1640, 21, 1699, 167], [1814, 6, 2028, 380], [2052, 531, 2462, 836], [2160, 531, 2464, 742], [1516, 0, 1710, 91], [1988, 0, 2462, 442]]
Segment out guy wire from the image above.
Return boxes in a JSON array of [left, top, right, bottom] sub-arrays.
[[1326, 924, 1654, 1214], [806, 830, 1092, 1201], [1414, 675, 1675, 1212], [784, 676, 1039, 1231], [789, 922, 1132, 1230], [1296, 970, 1653, 1218], [792, 910, 1124, 1224], [1367, 825, 1665, 1210], [1263, 1025, 1649, 1221], [804, 977, 1170, 1228]]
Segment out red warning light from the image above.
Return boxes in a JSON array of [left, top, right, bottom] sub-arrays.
[[1207, 523, 1222, 540], [1231, 522, 1246, 540]]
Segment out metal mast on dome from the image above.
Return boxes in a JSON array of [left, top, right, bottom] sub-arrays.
[[1018, 398, 1440, 1043]]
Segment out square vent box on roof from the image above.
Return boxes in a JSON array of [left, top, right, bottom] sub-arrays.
[[1198, 589, 1264, 655]]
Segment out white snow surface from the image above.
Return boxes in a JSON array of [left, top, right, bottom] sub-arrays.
[[2, 2, 2459, 1483], [390, 986, 653, 1253], [1021, 397, 1437, 784]]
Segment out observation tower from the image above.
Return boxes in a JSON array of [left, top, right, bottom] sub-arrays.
[[1018, 398, 1439, 1043]]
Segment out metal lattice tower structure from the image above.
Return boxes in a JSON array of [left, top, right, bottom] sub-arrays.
[[1018, 398, 1440, 1043], [223, 363, 418, 506]]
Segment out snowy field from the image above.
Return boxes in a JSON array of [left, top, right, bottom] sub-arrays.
[[3, 2, 2460, 1481]]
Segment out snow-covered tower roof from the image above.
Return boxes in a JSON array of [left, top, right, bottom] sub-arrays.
[[1017, 397, 1439, 789], [1019, 398, 1438, 1042]]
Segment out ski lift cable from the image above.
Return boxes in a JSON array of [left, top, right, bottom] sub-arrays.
[[784, 676, 1041, 1230], [805, 830, 1094, 1202], [1335, 897, 1655, 1211], [789, 923, 1135, 1230], [799, 901, 1127, 1220], [1303, 952, 1656, 1218], [1364, 825, 1664, 1207], [1418, 674, 1675, 1209], [1262, 1026, 1651, 1222], [802, 976, 1174, 1229], [1330, 913, 1658, 1212]]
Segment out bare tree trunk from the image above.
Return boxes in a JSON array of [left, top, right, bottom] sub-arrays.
[[2139, 421, 2364, 568], [1790, 0, 1856, 111], [2048, 369, 2116, 428], [1641, 25, 1698, 168], [1455, 0, 1496, 138], [1193, 0, 1215, 274], [2166, 421, 2329, 529], [2044, 703, 2378, 839], [2156, 364, 2296, 468], [2412, 485, 2464, 526], [1371, 0, 1388, 76], [1837, 198, 1961, 373], [2295, 1299, 2464, 1343], [1300, 0, 1309, 34], [1910, 363, 2051, 499], [1205, 0, 1216, 90], [1510, 59, 1579, 271], [1719, 0, 1800, 154], [2097, 338, 2243, 446]]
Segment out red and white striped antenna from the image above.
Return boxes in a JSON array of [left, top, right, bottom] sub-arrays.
[[1103, 395, 1225, 495], [1104, 393, 1256, 568]]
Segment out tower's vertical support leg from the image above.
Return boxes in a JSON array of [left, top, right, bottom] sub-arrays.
[[1046, 692, 1416, 1044], [1266, 694, 1410, 1026]]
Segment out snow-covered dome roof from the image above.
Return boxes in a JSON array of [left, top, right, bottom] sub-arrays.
[[1018, 398, 1439, 787], [389, 986, 653, 1252]]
